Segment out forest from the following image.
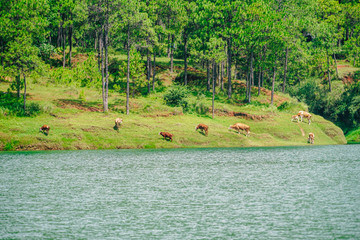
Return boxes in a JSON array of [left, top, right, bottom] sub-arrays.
[[1, 0, 360, 139]]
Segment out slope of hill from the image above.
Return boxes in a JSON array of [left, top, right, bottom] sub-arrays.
[[0, 59, 347, 151]]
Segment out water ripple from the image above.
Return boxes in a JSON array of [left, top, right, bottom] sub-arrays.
[[1, 145, 360, 239]]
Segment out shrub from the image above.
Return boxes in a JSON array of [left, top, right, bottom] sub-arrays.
[[24, 102, 42, 116], [38, 43, 55, 63], [194, 101, 208, 115], [0, 92, 44, 117], [163, 84, 189, 107]]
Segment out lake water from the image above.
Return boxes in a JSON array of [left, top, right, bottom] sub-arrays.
[[1, 145, 360, 239]]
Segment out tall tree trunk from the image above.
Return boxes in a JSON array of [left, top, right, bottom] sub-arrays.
[[147, 48, 151, 94], [167, 34, 170, 58], [23, 72, 26, 111], [271, 65, 276, 105], [282, 46, 288, 92], [221, 61, 224, 91], [234, 58, 237, 80], [68, 17, 73, 67], [126, 25, 130, 115], [212, 61, 216, 119], [327, 53, 332, 92], [62, 22, 66, 69], [57, 23, 62, 48], [227, 37, 232, 99], [104, 12, 109, 112], [170, 34, 174, 73], [333, 53, 339, 79], [16, 74, 21, 98], [95, 30, 98, 50], [217, 64, 220, 85], [207, 61, 210, 91], [98, 30, 101, 71], [101, 28, 105, 112], [258, 67, 262, 96], [249, 51, 253, 103], [153, 52, 156, 91], [184, 33, 188, 85]]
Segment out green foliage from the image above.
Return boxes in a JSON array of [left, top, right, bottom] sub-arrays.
[[193, 94, 209, 115], [163, 84, 189, 108], [9, 75, 24, 96], [289, 78, 360, 131], [24, 102, 42, 116], [115, 48, 147, 95], [346, 128, 360, 143], [0, 92, 44, 117], [4, 140, 20, 151], [38, 43, 55, 63], [50, 54, 100, 87]]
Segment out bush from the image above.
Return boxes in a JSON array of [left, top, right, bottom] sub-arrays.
[[163, 84, 189, 108], [24, 102, 42, 116], [49, 53, 100, 88], [38, 43, 55, 63], [194, 101, 208, 115], [277, 101, 300, 112], [0, 92, 44, 117]]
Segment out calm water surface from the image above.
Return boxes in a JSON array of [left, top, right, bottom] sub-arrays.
[[1, 145, 360, 239]]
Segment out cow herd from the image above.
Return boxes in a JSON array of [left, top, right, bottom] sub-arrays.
[[291, 110, 315, 144], [38, 110, 316, 145]]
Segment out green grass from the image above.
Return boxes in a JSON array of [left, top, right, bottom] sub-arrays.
[[0, 108, 347, 151], [0, 57, 347, 151], [346, 128, 360, 144]]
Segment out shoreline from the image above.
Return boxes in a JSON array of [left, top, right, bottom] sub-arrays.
[[0, 141, 348, 152]]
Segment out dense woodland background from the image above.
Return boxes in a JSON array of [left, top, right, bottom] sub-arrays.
[[1, 0, 360, 135]]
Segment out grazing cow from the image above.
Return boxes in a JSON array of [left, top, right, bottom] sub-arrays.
[[298, 111, 312, 124], [195, 123, 209, 136], [114, 118, 123, 130], [291, 114, 299, 122], [308, 132, 315, 144], [228, 123, 251, 137], [159, 132, 173, 141], [39, 124, 50, 135]]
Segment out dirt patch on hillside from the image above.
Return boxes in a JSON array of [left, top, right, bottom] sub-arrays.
[[212, 108, 267, 120], [57, 99, 102, 112]]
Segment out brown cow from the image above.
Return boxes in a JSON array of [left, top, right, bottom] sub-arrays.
[[308, 133, 315, 144], [228, 123, 251, 136], [159, 132, 173, 141], [114, 118, 123, 130], [298, 111, 312, 125], [195, 123, 208, 136], [39, 125, 50, 135]]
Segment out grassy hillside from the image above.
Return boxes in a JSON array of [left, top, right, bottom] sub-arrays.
[[0, 57, 347, 151]]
